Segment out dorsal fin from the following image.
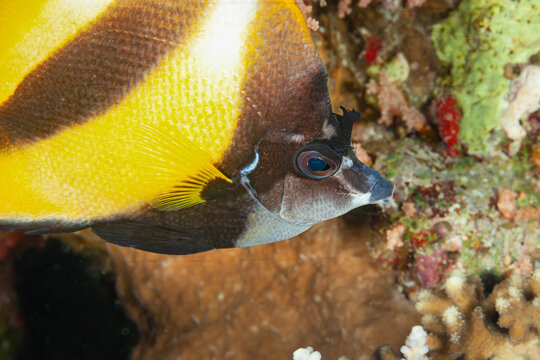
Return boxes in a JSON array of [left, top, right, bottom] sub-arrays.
[[334, 106, 361, 144]]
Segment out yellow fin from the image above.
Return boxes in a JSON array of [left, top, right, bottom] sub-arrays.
[[133, 124, 232, 212]]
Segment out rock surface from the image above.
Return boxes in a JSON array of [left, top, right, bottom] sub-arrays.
[[108, 218, 420, 359]]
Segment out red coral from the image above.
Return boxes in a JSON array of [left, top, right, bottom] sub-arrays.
[[365, 35, 382, 63], [435, 96, 461, 157], [411, 230, 429, 247]]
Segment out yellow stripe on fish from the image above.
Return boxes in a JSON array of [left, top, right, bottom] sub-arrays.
[[1, 0, 308, 224]]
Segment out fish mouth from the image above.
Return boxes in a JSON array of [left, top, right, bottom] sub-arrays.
[[369, 177, 395, 204]]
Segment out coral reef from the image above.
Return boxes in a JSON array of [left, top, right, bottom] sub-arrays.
[[310, 0, 442, 115], [501, 65, 540, 145], [366, 73, 425, 133], [293, 347, 322, 360], [497, 188, 540, 222], [400, 325, 429, 360], [435, 96, 460, 157], [431, 0, 540, 154], [340, 0, 426, 15], [374, 271, 540, 359], [107, 219, 420, 360], [375, 325, 429, 360], [415, 271, 540, 359], [368, 137, 539, 292]]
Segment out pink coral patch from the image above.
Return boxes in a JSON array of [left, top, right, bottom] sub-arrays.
[[416, 250, 450, 288]]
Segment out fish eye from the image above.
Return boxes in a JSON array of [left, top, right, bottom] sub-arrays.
[[307, 157, 330, 172], [294, 144, 341, 179]]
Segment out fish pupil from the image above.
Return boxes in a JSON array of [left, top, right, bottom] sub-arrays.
[[307, 157, 330, 172]]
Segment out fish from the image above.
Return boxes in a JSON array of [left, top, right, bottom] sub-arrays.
[[0, 0, 394, 254]]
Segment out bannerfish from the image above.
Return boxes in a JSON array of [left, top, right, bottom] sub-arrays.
[[0, 0, 394, 254]]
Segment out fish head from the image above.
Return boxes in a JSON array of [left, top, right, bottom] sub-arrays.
[[243, 106, 394, 226]]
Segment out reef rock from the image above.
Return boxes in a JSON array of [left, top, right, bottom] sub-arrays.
[[415, 270, 540, 359], [107, 218, 420, 360]]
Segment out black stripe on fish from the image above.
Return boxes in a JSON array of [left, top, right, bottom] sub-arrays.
[[220, 8, 333, 206]]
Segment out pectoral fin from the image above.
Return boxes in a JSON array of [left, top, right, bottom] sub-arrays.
[[131, 124, 233, 212]]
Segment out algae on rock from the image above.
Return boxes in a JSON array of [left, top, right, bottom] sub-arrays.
[[431, 0, 540, 154]]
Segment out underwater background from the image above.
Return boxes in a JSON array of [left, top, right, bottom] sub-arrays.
[[1, 0, 539, 359]]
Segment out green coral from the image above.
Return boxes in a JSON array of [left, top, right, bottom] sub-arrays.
[[431, 0, 540, 154], [366, 53, 410, 84]]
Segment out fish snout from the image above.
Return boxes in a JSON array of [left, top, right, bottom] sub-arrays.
[[343, 155, 394, 204], [369, 176, 394, 203]]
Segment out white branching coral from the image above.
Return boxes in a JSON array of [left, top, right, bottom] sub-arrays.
[[371, 325, 430, 359], [293, 347, 322, 360], [400, 325, 429, 360], [501, 65, 540, 142]]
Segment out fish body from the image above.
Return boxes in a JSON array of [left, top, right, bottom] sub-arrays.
[[0, 0, 394, 254]]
